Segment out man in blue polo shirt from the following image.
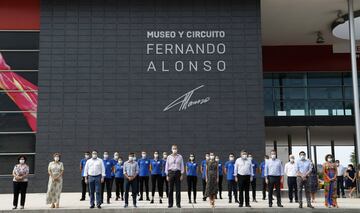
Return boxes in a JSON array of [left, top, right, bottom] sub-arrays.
[[80, 151, 90, 201], [260, 155, 269, 200], [225, 153, 238, 203], [150, 151, 163, 204], [138, 151, 150, 201], [101, 151, 115, 204], [201, 153, 209, 201], [248, 153, 258, 202]]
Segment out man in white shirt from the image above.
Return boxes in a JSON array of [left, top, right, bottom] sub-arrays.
[[335, 160, 345, 198], [284, 155, 298, 203], [234, 150, 253, 208], [83, 150, 105, 209]]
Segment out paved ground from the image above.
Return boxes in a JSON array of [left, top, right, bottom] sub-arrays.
[[0, 191, 359, 212]]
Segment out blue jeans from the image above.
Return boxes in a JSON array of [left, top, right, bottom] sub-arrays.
[[89, 175, 101, 206]]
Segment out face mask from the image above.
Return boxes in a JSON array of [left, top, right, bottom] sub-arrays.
[[210, 155, 215, 160], [215, 158, 219, 162], [154, 154, 159, 158], [19, 159, 25, 164], [172, 149, 177, 154], [248, 157, 253, 161], [229, 156, 234, 161], [128, 156, 134, 161], [271, 154, 276, 159], [103, 154, 109, 159], [290, 158, 295, 162], [114, 155, 119, 160], [190, 156, 194, 161], [92, 154, 98, 159], [300, 155, 305, 160], [54, 157, 60, 161], [163, 155, 167, 159], [328, 158, 333, 162], [85, 154, 90, 159], [205, 156, 210, 160], [118, 160, 123, 164], [241, 155, 247, 159], [133, 156, 137, 161], [142, 154, 146, 159]]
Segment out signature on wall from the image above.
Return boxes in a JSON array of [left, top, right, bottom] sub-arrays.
[[163, 85, 210, 111]]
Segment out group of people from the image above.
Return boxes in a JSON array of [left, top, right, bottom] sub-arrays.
[[11, 144, 358, 210]]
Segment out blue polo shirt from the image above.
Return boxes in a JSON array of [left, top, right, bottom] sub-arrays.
[[138, 158, 150, 177], [201, 160, 207, 179], [161, 159, 167, 177], [80, 158, 87, 176], [218, 161, 223, 176], [260, 161, 265, 178], [251, 159, 258, 178], [103, 159, 114, 179], [186, 161, 198, 176], [115, 162, 124, 178], [225, 160, 235, 180], [150, 159, 162, 175]]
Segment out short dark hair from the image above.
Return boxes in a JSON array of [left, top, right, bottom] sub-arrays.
[[299, 151, 306, 156], [270, 150, 276, 153], [240, 150, 247, 154], [264, 155, 269, 159], [335, 160, 340, 163], [92, 150, 98, 153], [348, 164, 354, 170], [129, 152, 135, 156], [229, 153, 234, 156], [17, 155, 27, 162], [85, 151, 90, 154], [325, 154, 333, 161]]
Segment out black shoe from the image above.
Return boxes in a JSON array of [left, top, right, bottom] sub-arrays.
[[246, 204, 251, 207], [295, 200, 299, 203], [97, 205, 101, 209], [160, 199, 163, 204], [107, 198, 110, 204], [134, 204, 137, 208], [115, 197, 119, 201], [146, 197, 150, 201], [121, 197, 124, 201], [290, 200, 293, 203], [139, 197, 143, 201], [229, 200, 232, 203], [203, 197, 206, 201], [124, 204, 128, 208], [193, 200, 196, 204], [150, 199, 154, 204], [262, 197, 266, 200], [220, 194, 222, 199], [235, 200, 239, 203], [176, 204, 181, 208], [253, 199, 257, 203], [80, 198, 85, 201], [299, 203, 303, 208], [168, 205, 173, 208], [90, 205, 94, 209], [189, 200, 192, 204], [239, 204, 243, 207], [269, 204, 273, 207], [12, 206, 17, 210], [307, 204, 314, 209], [277, 204, 284, 207]]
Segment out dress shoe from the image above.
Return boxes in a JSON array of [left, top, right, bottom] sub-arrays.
[[97, 205, 101, 209], [89, 205, 94, 209], [193, 200, 197, 204], [150, 199, 154, 204], [277, 204, 284, 207], [168, 205, 173, 208], [80, 198, 85, 201], [246, 204, 252, 207], [124, 204, 128, 208], [299, 203, 303, 208], [239, 204, 243, 207], [307, 204, 314, 209], [139, 197, 143, 201], [269, 204, 273, 207], [177, 204, 181, 208]]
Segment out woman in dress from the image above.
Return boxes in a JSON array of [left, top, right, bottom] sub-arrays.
[[205, 152, 219, 208], [323, 154, 338, 208], [46, 153, 64, 208], [308, 162, 318, 203], [12, 155, 30, 210], [344, 164, 357, 198]]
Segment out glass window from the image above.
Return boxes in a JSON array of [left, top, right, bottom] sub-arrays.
[[309, 101, 343, 116], [307, 73, 342, 86], [0, 154, 35, 175], [282, 87, 306, 100], [0, 134, 35, 153], [263, 74, 273, 87], [334, 146, 355, 166], [273, 73, 305, 87], [275, 101, 307, 116], [0, 113, 34, 132], [264, 99, 274, 116], [308, 87, 342, 99]]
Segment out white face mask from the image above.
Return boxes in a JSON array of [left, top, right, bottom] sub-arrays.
[[133, 156, 137, 161], [19, 159, 25, 164], [290, 158, 295, 162], [128, 156, 134, 161], [118, 160, 123, 164], [163, 154, 167, 159], [205, 156, 210, 160], [154, 154, 159, 158], [92, 154, 98, 159], [172, 149, 178, 154], [190, 156, 194, 161], [241, 155, 247, 159], [85, 154, 90, 159], [103, 154, 109, 159], [229, 156, 234, 161], [54, 157, 60, 161], [328, 158, 333, 162], [142, 153, 146, 158], [271, 154, 276, 159], [114, 155, 119, 160], [248, 157, 253, 161], [210, 155, 215, 160], [300, 155, 305, 160], [215, 158, 219, 162]]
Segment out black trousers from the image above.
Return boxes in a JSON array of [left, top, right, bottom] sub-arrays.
[[202, 178, 206, 198], [287, 176, 298, 202], [101, 178, 113, 202], [337, 176, 345, 196], [115, 177, 124, 199], [81, 177, 88, 199], [251, 178, 256, 200], [218, 175, 223, 196], [139, 176, 149, 199], [187, 176, 197, 201], [151, 174, 163, 198], [237, 175, 250, 206], [268, 176, 281, 205], [227, 180, 238, 202], [13, 182, 28, 207], [168, 170, 181, 207], [262, 177, 267, 199], [161, 176, 169, 197], [124, 178, 137, 205]]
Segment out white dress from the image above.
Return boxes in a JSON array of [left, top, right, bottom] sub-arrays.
[[46, 161, 64, 204]]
